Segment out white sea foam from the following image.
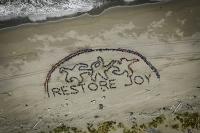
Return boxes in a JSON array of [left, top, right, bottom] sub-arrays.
[[0, 0, 99, 22], [0, 0, 167, 22]]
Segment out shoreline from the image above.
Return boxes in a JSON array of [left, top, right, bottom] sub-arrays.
[[0, 0, 163, 31]]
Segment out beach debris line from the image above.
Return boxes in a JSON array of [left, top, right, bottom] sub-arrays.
[[40, 112, 200, 133]]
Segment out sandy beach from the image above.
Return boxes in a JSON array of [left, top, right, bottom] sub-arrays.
[[0, 0, 200, 132]]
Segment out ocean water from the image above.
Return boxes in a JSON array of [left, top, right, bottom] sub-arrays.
[[0, 0, 166, 29]]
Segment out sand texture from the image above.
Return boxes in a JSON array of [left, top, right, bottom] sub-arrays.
[[0, 0, 200, 132]]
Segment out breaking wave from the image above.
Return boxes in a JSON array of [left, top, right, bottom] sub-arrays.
[[0, 0, 166, 28]]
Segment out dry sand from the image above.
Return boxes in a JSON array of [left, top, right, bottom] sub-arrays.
[[0, 0, 200, 132]]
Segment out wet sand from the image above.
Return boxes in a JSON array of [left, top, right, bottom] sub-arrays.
[[0, 0, 200, 132]]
